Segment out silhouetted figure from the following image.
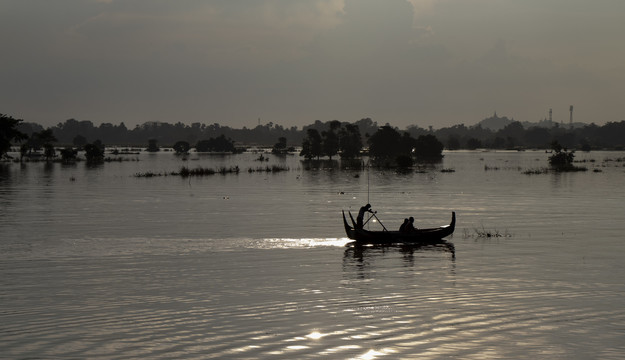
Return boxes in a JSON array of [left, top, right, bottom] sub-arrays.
[[356, 204, 372, 229], [405, 217, 416, 232], [399, 218, 409, 232]]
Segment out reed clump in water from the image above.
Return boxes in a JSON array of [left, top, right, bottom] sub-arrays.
[[463, 226, 511, 238], [134, 166, 241, 177], [135, 165, 291, 177], [247, 165, 289, 173], [522, 168, 549, 175]]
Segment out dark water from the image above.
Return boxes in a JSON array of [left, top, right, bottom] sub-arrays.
[[1, 151, 624, 359]]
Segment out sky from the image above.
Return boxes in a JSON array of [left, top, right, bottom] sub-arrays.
[[2, 0, 624, 130]]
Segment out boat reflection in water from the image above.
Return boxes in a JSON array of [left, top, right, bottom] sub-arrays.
[[344, 242, 455, 262], [342, 242, 456, 280]]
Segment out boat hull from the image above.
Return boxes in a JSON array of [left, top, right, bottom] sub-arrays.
[[343, 210, 455, 245]]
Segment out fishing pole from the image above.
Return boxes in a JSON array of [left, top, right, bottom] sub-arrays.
[[367, 161, 370, 204]]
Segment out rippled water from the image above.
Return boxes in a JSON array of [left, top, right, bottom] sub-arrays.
[[1, 150, 624, 359]]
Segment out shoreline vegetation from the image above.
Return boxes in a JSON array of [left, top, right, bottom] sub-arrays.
[[130, 153, 624, 179], [7, 115, 625, 152], [134, 165, 290, 178], [3, 149, 625, 179], [4, 113, 625, 172]]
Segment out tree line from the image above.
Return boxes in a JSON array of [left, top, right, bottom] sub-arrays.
[[4, 113, 625, 157], [2, 113, 445, 167]]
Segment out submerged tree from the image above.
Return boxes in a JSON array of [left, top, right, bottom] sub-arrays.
[[195, 134, 236, 152], [367, 126, 418, 167], [272, 137, 288, 155], [338, 123, 363, 159], [147, 139, 160, 152], [84, 140, 105, 163], [60, 147, 78, 163], [414, 134, 444, 161], [23, 129, 58, 161], [0, 113, 28, 157], [321, 120, 341, 160], [548, 140, 576, 170], [173, 141, 190, 155], [300, 129, 323, 160], [368, 125, 404, 159]]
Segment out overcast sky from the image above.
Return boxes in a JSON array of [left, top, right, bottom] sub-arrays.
[[2, 0, 624, 129]]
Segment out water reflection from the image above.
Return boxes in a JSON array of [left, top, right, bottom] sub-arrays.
[[300, 159, 340, 170], [342, 242, 455, 279], [0, 164, 11, 184], [344, 242, 455, 262]]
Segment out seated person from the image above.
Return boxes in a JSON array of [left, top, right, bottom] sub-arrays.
[[405, 217, 416, 232], [399, 218, 409, 232]]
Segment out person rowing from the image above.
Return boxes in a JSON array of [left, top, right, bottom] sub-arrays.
[[356, 204, 373, 229]]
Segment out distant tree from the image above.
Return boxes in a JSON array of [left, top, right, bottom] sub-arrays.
[[579, 139, 591, 152], [490, 137, 506, 149], [447, 136, 460, 150], [414, 134, 444, 160], [368, 125, 403, 159], [497, 122, 525, 149], [524, 127, 551, 148], [300, 129, 323, 159], [0, 114, 28, 157], [147, 139, 159, 152], [84, 140, 105, 163], [466, 138, 482, 150], [321, 120, 341, 160], [272, 137, 288, 155], [31, 129, 57, 161], [353, 118, 379, 139], [213, 134, 236, 152], [338, 123, 363, 159], [173, 141, 190, 155], [43, 143, 56, 161], [368, 126, 421, 166], [195, 135, 236, 152], [73, 135, 88, 149], [19, 144, 28, 161], [399, 132, 418, 155], [60, 147, 78, 163], [195, 139, 211, 152]]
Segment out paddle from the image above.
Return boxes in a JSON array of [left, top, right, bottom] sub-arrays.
[[363, 210, 388, 231]]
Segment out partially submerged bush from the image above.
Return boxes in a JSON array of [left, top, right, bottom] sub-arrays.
[[549, 141, 586, 172]]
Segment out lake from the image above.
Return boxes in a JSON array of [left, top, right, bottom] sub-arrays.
[[1, 150, 624, 359]]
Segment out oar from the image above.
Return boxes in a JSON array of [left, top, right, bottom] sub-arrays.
[[372, 212, 388, 231], [363, 211, 388, 231]]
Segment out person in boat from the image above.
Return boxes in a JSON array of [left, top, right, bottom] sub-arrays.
[[405, 217, 416, 232], [399, 218, 409, 232], [356, 204, 372, 229]]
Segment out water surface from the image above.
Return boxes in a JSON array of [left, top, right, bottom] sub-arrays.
[[1, 150, 624, 358]]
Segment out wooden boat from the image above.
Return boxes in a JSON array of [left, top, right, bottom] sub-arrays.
[[343, 210, 455, 245]]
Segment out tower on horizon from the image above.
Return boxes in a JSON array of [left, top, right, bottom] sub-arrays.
[[569, 105, 574, 128], [549, 108, 552, 123]]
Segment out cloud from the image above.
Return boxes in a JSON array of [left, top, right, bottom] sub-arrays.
[[56, 0, 346, 69], [1, 0, 624, 128]]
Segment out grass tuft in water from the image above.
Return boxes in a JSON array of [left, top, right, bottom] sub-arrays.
[[463, 226, 512, 238]]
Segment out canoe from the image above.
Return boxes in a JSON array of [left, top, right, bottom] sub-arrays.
[[343, 210, 455, 245]]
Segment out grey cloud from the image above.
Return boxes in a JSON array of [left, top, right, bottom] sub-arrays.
[[1, 0, 623, 128]]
